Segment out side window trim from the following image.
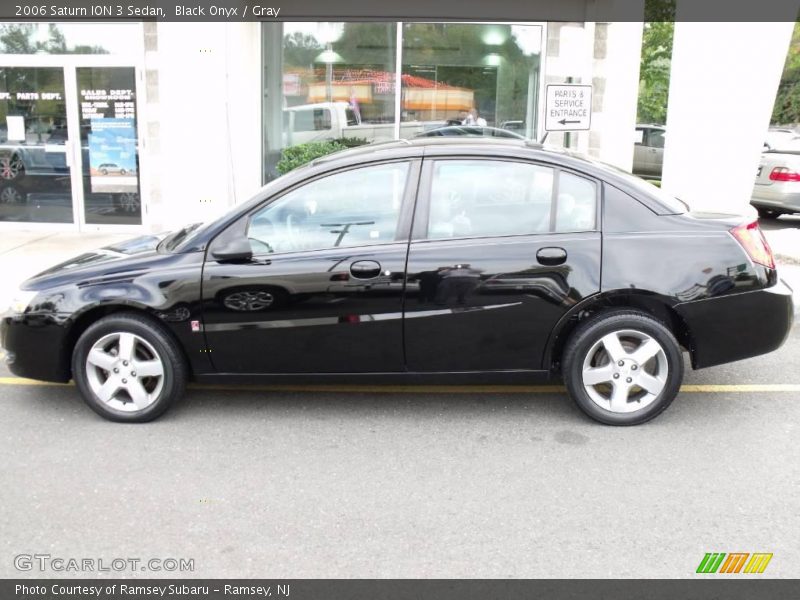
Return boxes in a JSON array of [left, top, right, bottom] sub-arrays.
[[413, 157, 599, 242], [238, 158, 421, 258]]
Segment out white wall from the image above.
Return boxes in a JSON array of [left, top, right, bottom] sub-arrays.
[[590, 21, 643, 170], [661, 22, 795, 214], [149, 22, 261, 231]]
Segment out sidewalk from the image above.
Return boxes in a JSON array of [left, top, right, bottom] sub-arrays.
[[0, 228, 799, 314]]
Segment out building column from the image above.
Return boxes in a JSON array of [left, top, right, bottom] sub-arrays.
[[149, 22, 261, 232], [661, 21, 794, 214]]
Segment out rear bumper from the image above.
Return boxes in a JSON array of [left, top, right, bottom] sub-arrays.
[[0, 312, 71, 382], [675, 279, 794, 369], [751, 187, 800, 212]]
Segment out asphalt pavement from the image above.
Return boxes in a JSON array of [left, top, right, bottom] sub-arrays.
[[1, 324, 799, 579]]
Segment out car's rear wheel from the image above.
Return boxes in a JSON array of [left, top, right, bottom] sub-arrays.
[[72, 313, 187, 422], [756, 206, 782, 219], [562, 310, 683, 425]]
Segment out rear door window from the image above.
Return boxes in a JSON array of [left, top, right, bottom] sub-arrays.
[[424, 159, 597, 239]]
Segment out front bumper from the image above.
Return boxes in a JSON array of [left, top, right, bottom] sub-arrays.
[[0, 312, 72, 382], [675, 278, 794, 369]]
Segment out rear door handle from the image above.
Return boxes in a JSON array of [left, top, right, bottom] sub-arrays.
[[536, 247, 567, 266], [350, 260, 382, 279]]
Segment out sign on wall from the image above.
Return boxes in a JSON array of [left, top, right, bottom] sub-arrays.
[[545, 84, 592, 131], [88, 118, 138, 194]]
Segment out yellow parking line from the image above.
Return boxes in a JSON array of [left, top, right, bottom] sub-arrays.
[[0, 377, 70, 387], [1, 377, 800, 394]]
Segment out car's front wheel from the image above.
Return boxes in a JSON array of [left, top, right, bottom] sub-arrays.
[[72, 313, 187, 422], [562, 310, 684, 425]]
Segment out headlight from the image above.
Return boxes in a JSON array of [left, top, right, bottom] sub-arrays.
[[8, 289, 38, 314]]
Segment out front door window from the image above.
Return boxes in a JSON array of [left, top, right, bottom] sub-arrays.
[[247, 161, 410, 254]]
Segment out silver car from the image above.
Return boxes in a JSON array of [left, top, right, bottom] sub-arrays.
[[751, 142, 800, 218], [633, 124, 665, 177]]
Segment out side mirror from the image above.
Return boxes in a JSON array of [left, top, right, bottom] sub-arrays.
[[211, 236, 253, 262]]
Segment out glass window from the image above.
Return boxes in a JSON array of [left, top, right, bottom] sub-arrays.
[[0, 23, 139, 55], [401, 23, 542, 140], [76, 67, 141, 225], [247, 162, 410, 254], [261, 22, 543, 183], [262, 22, 397, 181], [427, 160, 554, 239], [555, 172, 596, 232], [0, 67, 73, 223], [648, 129, 665, 149]]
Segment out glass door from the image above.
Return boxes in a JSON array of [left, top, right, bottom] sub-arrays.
[[0, 66, 74, 224], [74, 66, 141, 227]]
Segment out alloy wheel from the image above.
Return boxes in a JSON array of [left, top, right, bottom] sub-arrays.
[[0, 154, 23, 181], [85, 332, 165, 412], [581, 329, 669, 413]]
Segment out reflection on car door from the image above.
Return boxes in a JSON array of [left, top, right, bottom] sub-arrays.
[[403, 158, 602, 372], [201, 160, 419, 374]]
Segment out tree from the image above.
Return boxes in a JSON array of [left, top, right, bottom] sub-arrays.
[[771, 21, 800, 125], [637, 19, 674, 124]]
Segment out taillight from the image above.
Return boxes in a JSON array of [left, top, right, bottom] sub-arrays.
[[769, 167, 800, 182], [730, 220, 775, 269]]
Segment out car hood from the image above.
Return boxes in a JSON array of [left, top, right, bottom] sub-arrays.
[[23, 233, 174, 291]]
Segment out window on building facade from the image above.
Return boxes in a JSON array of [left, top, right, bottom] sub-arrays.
[[262, 22, 543, 183], [0, 23, 140, 55]]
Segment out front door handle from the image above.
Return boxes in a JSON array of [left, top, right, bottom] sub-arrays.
[[350, 260, 381, 279], [537, 247, 567, 266]]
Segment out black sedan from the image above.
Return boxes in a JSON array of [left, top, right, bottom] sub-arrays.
[[1, 139, 794, 425]]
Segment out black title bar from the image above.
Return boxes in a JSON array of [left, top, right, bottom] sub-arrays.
[[0, 0, 799, 22]]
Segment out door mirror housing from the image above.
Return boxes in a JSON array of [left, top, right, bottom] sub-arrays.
[[211, 236, 253, 262]]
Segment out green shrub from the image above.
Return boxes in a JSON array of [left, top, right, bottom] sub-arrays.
[[276, 140, 348, 175]]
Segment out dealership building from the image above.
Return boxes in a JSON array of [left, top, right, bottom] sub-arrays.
[[0, 14, 794, 234]]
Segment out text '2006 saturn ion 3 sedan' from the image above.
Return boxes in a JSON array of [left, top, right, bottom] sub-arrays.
[[1, 139, 794, 425]]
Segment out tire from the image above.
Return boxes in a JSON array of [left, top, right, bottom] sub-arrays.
[[756, 207, 781, 219], [71, 313, 187, 422], [562, 310, 684, 426], [0, 153, 24, 181]]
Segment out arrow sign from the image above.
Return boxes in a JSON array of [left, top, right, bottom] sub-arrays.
[[545, 84, 592, 132]]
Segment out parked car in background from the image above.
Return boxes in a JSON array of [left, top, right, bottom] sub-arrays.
[[415, 125, 526, 139], [752, 140, 800, 218], [282, 101, 425, 145], [763, 127, 799, 151], [1, 138, 793, 426], [633, 124, 665, 177], [500, 120, 526, 133]]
